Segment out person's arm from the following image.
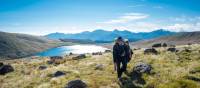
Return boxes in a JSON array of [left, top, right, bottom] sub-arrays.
[[129, 49, 133, 59], [113, 45, 117, 63], [113, 45, 118, 71]]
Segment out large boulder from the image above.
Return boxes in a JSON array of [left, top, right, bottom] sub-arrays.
[[167, 48, 177, 52], [144, 48, 158, 55], [0, 64, 14, 75], [50, 56, 63, 60], [38, 65, 47, 70], [65, 80, 87, 88], [53, 71, 65, 77], [69, 52, 73, 56], [72, 54, 86, 60], [94, 64, 104, 70], [162, 43, 167, 47], [105, 50, 111, 53], [92, 52, 102, 55], [133, 62, 152, 74], [0, 62, 3, 67], [152, 43, 162, 48], [47, 56, 65, 64]]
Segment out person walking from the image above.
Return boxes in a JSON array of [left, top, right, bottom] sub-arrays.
[[113, 37, 127, 80], [124, 39, 133, 63]]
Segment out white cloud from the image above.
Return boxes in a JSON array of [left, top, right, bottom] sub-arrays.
[[170, 16, 200, 22], [100, 13, 149, 24], [128, 4, 145, 8], [165, 23, 200, 32]]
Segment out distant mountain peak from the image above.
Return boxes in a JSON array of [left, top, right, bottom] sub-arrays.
[[45, 29, 176, 42]]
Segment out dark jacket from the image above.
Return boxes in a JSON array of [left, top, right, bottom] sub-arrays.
[[113, 43, 125, 63], [124, 44, 133, 62]]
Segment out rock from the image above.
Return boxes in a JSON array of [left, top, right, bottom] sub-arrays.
[[152, 43, 162, 48], [92, 52, 102, 55], [53, 71, 65, 77], [0, 64, 14, 75], [133, 62, 152, 74], [0, 62, 3, 67], [169, 45, 176, 48], [133, 48, 141, 50], [47, 61, 53, 64], [72, 54, 86, 60], [38, 65, 47, 70], [50, 56, 63, 60], [144, 48, 158, 55], [69, 52, 73, 56], [185, 48, 192, 53], [95, 64, 104, 70], [185, 76, 200, 82], [65, 80, 87, 88], [105, 50, 111, 53], [167, 48, 177, 52], [48, 56, 65, 64], [162, 43, 167, 47]]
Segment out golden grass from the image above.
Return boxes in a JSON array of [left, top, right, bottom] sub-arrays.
[[0, 44, 200, 88]]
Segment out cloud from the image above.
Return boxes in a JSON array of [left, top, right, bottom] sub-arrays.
[[101, 13, 149, 24], [128, 4, 145, 8], [165, 23, 200, 32], [170, 16, 200, 22]]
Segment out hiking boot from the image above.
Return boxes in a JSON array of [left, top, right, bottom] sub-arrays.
[[118, 77, 122, 82]]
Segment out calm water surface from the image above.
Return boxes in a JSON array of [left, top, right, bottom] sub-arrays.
[[36, 45, 108, 56]]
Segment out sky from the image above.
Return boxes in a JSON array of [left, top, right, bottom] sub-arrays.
[[0, 0, 200, 35]]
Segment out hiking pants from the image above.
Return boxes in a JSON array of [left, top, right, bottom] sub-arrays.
[[116, 58, 127, 78]]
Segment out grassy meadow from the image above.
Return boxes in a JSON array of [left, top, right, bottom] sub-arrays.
[[1, 44, 200, 88]]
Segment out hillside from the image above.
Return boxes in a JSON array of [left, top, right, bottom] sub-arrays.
[[1, 44, 200, 88], [0, 32, 64, 59], [131, 31, 200, 48], [45, 29, 175, 42]]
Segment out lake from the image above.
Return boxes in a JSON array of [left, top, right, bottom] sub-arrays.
[[36, 45, 109, 56]]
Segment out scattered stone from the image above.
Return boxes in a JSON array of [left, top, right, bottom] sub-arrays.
[[72, 54, 86, 60], [38, 65, 47, 70], [133, 48, 141, 50], [50, 56, 63, 60], [95, 64, 104, 70], [65, 80, 87, 88], [185, 48, 192, 53], [92, 52, 102, 55], [48, 56, 65, 64], [53, 71, 65, 77], [169, 45, 176, 48], [47, 61, 53, 64], [133, 62, 152, 74], [185, 76, 200, 82], [105, 50, 111, 53], [152, 43, 162, 48], [189, 69, 200, 74], [0, 64, 14, 75], [162, 43, 167, 47], [69, 52, 73, 56], [167, 48, 177, 52], [144, 48, 158, 55], [0, 62, 3, 67]]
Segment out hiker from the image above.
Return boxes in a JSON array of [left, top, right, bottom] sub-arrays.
[[113, 37, 126, 80], [124, 39, 133, 63]]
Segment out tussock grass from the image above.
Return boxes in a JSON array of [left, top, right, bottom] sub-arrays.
[[1, 44, 200, 88]]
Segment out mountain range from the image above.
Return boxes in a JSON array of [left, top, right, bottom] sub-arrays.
[[131, 31, 200, 48], [45, 29, 176, 42]]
